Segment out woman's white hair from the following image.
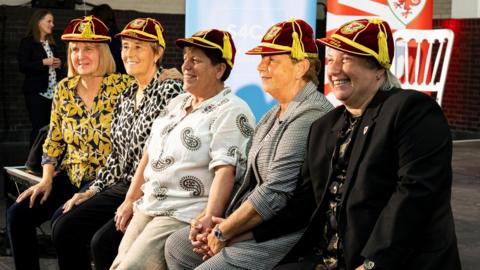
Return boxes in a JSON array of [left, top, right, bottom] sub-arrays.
[[380, 69, 402, 91]]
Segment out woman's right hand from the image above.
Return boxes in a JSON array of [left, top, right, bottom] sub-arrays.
[[43, 57, 61, 67], [115, 199, 134, 233], [190, 215, 213, 255], [62, 190, 95, 213], [16, 180, 52, 208]]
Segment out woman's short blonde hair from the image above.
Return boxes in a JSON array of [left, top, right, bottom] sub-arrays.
[[291, 57, 321, 85], [67, 42, 116, 77]]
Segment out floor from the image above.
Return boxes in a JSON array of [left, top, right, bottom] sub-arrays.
[[0, 140, 479, 270]]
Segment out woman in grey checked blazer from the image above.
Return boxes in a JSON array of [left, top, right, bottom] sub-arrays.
[[165, 19, 333, 270]]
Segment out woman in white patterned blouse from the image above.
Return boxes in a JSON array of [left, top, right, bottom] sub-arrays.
[[51, 18, 183, 270], [109, 29, 255, 270]]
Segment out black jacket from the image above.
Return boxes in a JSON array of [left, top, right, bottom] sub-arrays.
[[17, 36, 63, 95]]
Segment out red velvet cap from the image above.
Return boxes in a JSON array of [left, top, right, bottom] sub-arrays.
[[176, 29, 236, 68], [317, 18, 394, 69], [246, 19, 318, 60], [115, 18, 166, 48], [61, 15, 110, 43]]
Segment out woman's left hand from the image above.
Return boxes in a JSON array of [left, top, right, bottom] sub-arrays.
[[206, 230, 226, 256], [206, 216, 228, 255], [62, 190, 95, 213]]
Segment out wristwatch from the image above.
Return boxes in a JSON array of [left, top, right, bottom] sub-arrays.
[[363, 259, 375, 270], [213, 226, 228, 242]]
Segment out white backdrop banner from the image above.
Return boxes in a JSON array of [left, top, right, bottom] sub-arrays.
[[185, 0, 317, 121]]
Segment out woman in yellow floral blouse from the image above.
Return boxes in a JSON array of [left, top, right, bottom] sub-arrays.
[[6, 15, 131, 270]]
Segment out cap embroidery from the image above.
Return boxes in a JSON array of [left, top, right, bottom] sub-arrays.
[[263, 26, 282, 41], [340, 21, 366, 35], [78, 22, 87, 32], [131, 19, 146, 28]]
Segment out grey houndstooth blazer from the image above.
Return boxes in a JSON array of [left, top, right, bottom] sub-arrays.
[[227, 81, 333, 219], [217, 82, 333, 269]]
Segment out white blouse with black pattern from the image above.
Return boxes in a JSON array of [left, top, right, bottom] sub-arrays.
[[135, 87, 255, 223], [90, 69, 183, 193]]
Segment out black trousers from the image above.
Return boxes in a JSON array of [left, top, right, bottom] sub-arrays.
[[6, 172, 87, 270], [52, 181, 129, 270], [24, 93, 52, 147]]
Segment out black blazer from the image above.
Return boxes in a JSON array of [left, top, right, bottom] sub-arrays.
[[17, 36, 63, 95], [254, 88, 461, 270]]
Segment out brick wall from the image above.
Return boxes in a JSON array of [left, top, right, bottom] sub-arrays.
[[434, 18, 480, 139], [0, 6, 185, 143]]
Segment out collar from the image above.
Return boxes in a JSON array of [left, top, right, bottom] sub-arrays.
[[277, 81, 319, 123], [124, 68, 164, 97], [182, 87, 232, 113]]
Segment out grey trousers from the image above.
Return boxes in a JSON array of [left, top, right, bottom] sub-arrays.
[[165, 225, 304, 270]]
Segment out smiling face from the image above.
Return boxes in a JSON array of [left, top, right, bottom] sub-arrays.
[[69, 42, 100, 76], [38, 13, 54, 37], [181, 46, 224, 95], [326, 48, 383, 109], [121, 38, 162, 80]]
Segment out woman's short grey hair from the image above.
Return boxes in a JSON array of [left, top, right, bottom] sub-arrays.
[[366, 57, 401, 91], [381, 69, 402, 90]]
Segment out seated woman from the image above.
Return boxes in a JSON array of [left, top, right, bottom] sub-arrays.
[[109, 29, 255, 270], [165, 19, 333, 270], [6, 15, 131, 270], [51, 18, 183, 270]]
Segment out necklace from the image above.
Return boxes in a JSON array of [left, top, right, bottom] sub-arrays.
[[348, 115, 361, 127]]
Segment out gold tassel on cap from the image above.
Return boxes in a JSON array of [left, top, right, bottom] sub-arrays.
[[370, 18, 390, 69], [80, 16, 93, 39], [222, 33, 232, 63], [377, 27, 390, 69], [290, 20, 304, 60], [155, 24, 166, 48]]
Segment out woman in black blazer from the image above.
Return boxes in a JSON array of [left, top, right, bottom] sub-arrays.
[[18, 9, 63, 146]]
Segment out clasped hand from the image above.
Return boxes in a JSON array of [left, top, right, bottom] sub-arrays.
[[189, 216, 227, 261]]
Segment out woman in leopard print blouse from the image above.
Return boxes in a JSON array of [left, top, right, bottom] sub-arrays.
[[51, 18, 183, 270]]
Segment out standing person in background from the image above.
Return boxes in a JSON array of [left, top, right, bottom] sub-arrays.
[[91, 4, 125, 73], [18, 9, 63, 146], [7, 15, 131, 270], [52, 18, 183, 270]]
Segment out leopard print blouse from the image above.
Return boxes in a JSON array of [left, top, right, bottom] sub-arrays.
[[90, 69, 183, 192]]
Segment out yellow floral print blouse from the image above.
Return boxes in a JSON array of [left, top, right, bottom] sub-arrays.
[[42, 73, 132, 187]]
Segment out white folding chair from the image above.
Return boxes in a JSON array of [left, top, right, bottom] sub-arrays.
[[390, 29, 455, 107]]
